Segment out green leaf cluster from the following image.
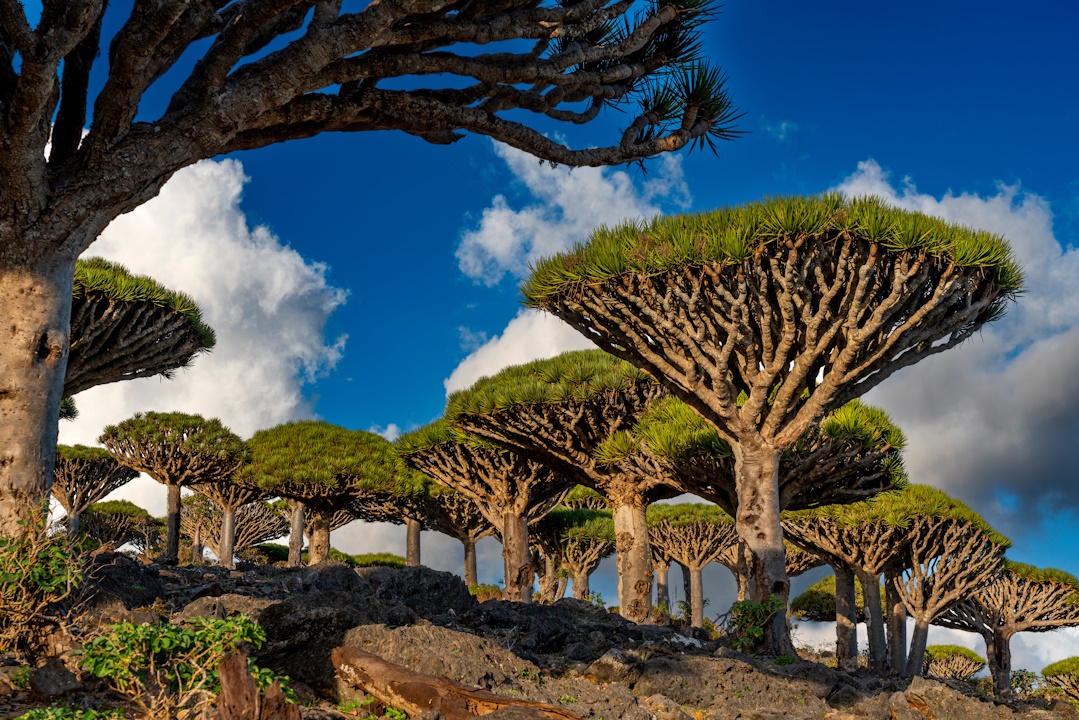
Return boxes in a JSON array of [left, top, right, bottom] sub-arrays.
[[726, 594, 785, 652], [789, 574, 883, 621], [535, 508, 615, 545], [1043, 656, 1079, 679], [561, 485, 607, 508], [15, 709, 125, 720], [444, 350, 652, 420], [783, 484, 1011, 549], [85, 500, 153, 522], [595, 395, 731, 466], [395, 419, 499, 457], [101, 411, 244, 462], [923, 644, 985, 666], [646, 502, 733, 528], [56, 444, 113, 464], [523, 193, 1023, 304], [75, 257, 215, 349], [1005, 560, 1079, 588]]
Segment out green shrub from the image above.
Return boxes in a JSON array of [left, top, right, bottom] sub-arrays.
[[16, 709, 125, 720], [351, 552, 406, 568], [726, 595, 785, 653], [469, 584, 502, 602]]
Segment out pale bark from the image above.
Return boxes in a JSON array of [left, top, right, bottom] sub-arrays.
[[556, 576, 569, 600], [67, 510, 81, 536], [0, 259, 75, 536], [905, 619, 930, 677], [885, 569, 907, 674], [288, 501, 304, 568], [655, 562, 670, 612], [733, 444, 792, 653], [164, 483, 182, 561], [192, 524, 203, 563], [502, 512, 532, 603], [573, 569, 590, 600], [307, 510, 331, 565], [690, 566, 704, 628], [463, 538, 478, 588], [219, 505, 237, 570], [834, 565, 858, 670], [857, 570, 887, 674], [613, 501, 652, 624], [406, 518, 421, 567]]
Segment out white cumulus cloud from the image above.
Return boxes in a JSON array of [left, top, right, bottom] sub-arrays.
[[60, 159, 349, 515]]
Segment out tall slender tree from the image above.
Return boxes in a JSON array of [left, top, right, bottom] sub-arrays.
[[0, 0, 740, 539], [446, 350, 676, 623], [647, 503, 736, 627], [101, 412, 244, 561], [532, 507, 615, 601], [243, 421, 400, 565], [51, 444, 137, 535], [190, 471, 265, 570], [417, 486, 495, 587], [398, 422, 570, 601], [182, 494, 288, 562], [523, 195, 1022, 652]]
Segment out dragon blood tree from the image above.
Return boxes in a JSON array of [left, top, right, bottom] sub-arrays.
[[562, 485, 608, 511], [533, 507, 615, 601], [190, 469, 267, 570], [65, 258, 215, 398], [891, 489, 1008, 677], [269, 499, 353, 567], [653, 542, 673, 612], [397, 421, 570, 602], [101, 412, 244, 561], [419, 485, 495, 587], [243, 421, 399, 565], [785, 542, 824, 578], [524, 194, 1022, 652], [936, 562, 1079, 695], [182, 495, 288, 563], [790, 574, 881, 623], [51, 444, 137, 535], [647, 503, 737, 627], [921, 645, 985, 682], [80, 499, 153, 550], [1043, 658, 1079, 703], [445, 350, 679, 622]]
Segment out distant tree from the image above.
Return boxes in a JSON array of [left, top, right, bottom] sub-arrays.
[[182, 495, 287, 563], [561, 486, 607, 511], [65, 258, 215, 398], [647, 503, 737, 627], [653, 542, 674, 613], [270, 499, 356, 567], [523, 195, 1022, 652], [532, 508, 615, 602], [1042, 658, 1079, 703], [191, 471, 265, 569], [892, 495, 1008, 676], [784, 542, 824, 578], [101, 412, 244, 562], [415, 486, 495, 587], [0, 0, 740, 538], [922, 645, 985, 682], [51, 444, 137, 535], [398, 422, 570, 602], [790, 574, 882, 623], [936, 562, 1079, 696], [243, 421, 399, 565], [446, 350, 675, 623], [80, 499, 152, 550]]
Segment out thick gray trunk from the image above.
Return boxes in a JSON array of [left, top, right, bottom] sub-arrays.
[[463, 537, 478, 587], [406, 518, 421, 567], [219, 505, 236, 570], [986, 629, 1013, 696], [573, 569, 590, 600], [733, 444, 792, 654], [655, 562, 670, 612], [67, 510, 80, 536], [884, 569, 907, 674], [0, 258, 74, 537], [192, 524, 203, 564], [905, 618, 930, 677], [164, 483, 181, 561], [612, 501, 652, 624], [288, 501, 304, 567], [501, 512, 532, 603], [540, 554, 558, 603], [690, 566, 704, 628], [680, 562, 692, 605], [858, 570, 887, 674], [833, 565, 858, 670], [556, 576, 568, 600], [307, 509, 331, 565]]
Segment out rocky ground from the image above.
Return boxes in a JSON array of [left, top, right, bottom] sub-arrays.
[[2, 554, 1076, 720]]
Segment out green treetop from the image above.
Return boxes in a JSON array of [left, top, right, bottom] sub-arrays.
[[52, 444, 138, 535], [790, 573, 883, 622]]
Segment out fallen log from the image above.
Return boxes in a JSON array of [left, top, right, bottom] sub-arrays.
[[332, 646, 581, 720]]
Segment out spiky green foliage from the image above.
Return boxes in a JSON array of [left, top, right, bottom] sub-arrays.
[[59, 397, 78, 420], [783, 484, 1011, 549], [646, 502, 733, 528], [85, 499, 152, 521], [1005, 560, 1079, 588], [351, 552, 407, 569], [536, 508, 616, 545], [789, 573, 883, 621], [57, 444, 113, 464], [523, 194, 1023, 304], [924, 644, 985, 665], [1044, 657, 1079, 678], [444, 349, 653, 421], [73, 258, 215, 348], [561, 485, 608, 510], [596, 395, 731, 466], [80, 500, 157, 549], [243, 421, 406, 509]]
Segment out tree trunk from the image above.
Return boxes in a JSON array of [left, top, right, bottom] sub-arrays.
[[690, 565, 704, 628], [732, 443, 792, 654], [164, 483, 181, 561], [192, 524, 203, 563], [219, 505, 237, 570], [463, 537, 478, 587], [573, 568, 590, 600], [556, 576, 568, 600], [540, 554, 558, 604], [655, 562, 670, 613], [406, 518, 421, 567], [833, 565, 858, 671], [501, 512, 532, 603], [0, 258, 75, 538], [904, 618, 930, 677], [884, 569, 907, 674], [680, 562, 692, 606], [66, 510, 80, 536], [612, 500, 652, 624], [288, 501, 304, 567], [307, 509, 331, 565], [858, 570, 887, 674], [736, 569, 748, 602], [985, 629, 1013, 696]]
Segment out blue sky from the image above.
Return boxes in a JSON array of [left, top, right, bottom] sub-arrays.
[[58, 0, 1079, 667]]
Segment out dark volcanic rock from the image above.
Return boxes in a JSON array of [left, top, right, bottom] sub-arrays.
[[372, 566, 475, 618], [28, 659, 82, 699], [79, 553, 166, 614], [585, 648, 643, 686]]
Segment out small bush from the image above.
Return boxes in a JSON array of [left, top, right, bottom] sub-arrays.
[[923, 644, 985, 681], [15, 709, 124, 720], [725, 595, 785, 653], [1042, 658, 1079, 702], [351, 552, 406, 569], [469, 584, 502, 602]]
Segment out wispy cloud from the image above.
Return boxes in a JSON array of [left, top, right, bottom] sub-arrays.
[[761, 117, 799, 142]]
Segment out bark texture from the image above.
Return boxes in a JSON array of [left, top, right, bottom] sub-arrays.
[[165, 483, 182, 560], [857, 570, 887, 674], [406, 518, 422, 567], [885, 568, 907, 674], [463, 538, 478, 588], [288, 501, 305, 568], [613, 502, 652, 624], [655, 562, 670, 612], [307, 510, 332, 565], [501, 512, 533, 603], [833, 565, 858, 671]]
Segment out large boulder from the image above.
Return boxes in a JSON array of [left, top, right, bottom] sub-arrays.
[[370, 566, 476, 618]]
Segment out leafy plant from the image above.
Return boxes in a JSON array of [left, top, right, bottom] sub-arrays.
[[559, 695, 578, 704], [10, 665, 31, 688], [726, 595, 786, 653], [585, 591, 605, 607], [774, 653, 797, 666], [384, 707, 407, 720], [15, 709, 125, 720]]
